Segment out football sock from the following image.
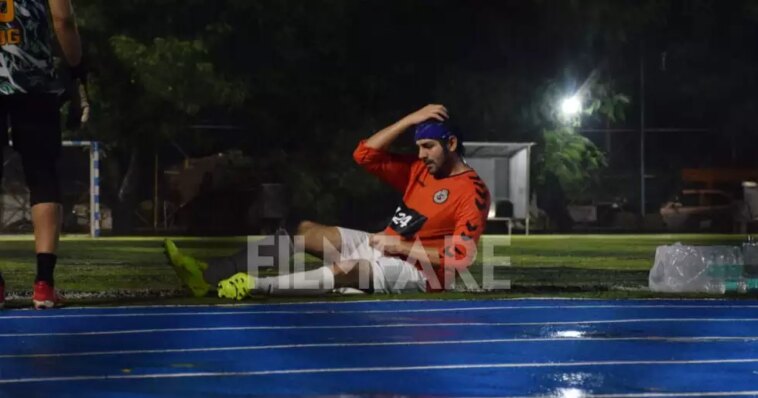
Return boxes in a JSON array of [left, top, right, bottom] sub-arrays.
[[35, 253, 57, 286], [254, 266, 335, 296]]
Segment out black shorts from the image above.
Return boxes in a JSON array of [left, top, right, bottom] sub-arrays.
[[0, 94, 62, 205]]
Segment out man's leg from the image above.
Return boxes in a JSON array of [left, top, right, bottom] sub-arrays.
[[248, 223, 373, 294], [217, 227, 376, 299], [202, 228, 293, 284], [331, 259, 374, 292], [11, 94, 63, 309], [167, 220, 341, 292], [31, 203, 62, 291], [253, 259, 373, 295], [248, 225, 374, 295], [296, 220, 342, 262], [0, 103, 7, 307], [218, 259, 373, 299], [164, 227, 295, 296], [32, 204, 62, 254], [206, 219, 343, 280]]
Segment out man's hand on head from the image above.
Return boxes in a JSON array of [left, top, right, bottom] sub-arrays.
[[402, 104, 449, 126]]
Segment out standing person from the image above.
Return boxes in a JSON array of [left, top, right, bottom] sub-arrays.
[[0, 0, 88, 309], [165, 105, 490, 298]]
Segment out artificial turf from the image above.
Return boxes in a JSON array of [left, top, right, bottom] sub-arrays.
[[0, 234, 749, 307]]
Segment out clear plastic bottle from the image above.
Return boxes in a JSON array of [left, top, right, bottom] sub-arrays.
[[707, 240, 758, 294], [742, 236, 758, 278], [720, 278, 758, 294], [706, 249, 744, 280]]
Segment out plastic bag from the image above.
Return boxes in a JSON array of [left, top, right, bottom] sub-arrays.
[[649, 243, 745, 293]]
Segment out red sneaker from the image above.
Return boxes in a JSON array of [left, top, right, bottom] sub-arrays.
[[32, 281, 63, 309], [0, 283, 5, 309]]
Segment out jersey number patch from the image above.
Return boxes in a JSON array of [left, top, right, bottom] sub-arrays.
[[389, 203, 428, 238], [0, 0, 14, 23]]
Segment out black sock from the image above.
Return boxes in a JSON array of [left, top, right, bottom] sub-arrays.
[[36, 253, 57, 286]]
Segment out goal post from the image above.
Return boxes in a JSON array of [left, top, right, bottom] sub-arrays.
[[65, 140, 102, 238]]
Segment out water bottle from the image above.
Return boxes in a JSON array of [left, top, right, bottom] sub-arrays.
[[743, 236, 758, 278], [706, 245, 753, 294], [706, 250, 744, 280], [721, 278, 758, 294]]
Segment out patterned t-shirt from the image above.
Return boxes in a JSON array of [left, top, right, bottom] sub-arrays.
[[0, 0, 60, 95]]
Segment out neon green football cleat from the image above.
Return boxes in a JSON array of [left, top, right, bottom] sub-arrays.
[[163, 239, 211, 297], [217, 272, 255, 301]]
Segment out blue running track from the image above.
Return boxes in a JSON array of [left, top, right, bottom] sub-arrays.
[[0, 299, 757, 397]]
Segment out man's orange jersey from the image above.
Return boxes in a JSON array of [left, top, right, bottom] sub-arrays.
[[353, 140, 491, 291]]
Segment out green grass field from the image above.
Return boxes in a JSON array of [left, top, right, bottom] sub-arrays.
[[0, 234, 749, 307]]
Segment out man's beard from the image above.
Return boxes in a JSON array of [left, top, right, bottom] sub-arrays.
[[430, 156, 454, 178]]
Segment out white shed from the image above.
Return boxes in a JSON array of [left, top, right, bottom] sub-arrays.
[[465, 142, 535, 234]]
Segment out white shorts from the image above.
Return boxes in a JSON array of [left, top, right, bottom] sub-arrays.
[[337, 228, 427, 293]]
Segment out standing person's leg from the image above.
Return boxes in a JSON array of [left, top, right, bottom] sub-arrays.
[[0, 98, 7, 308], [10, 94, 63, 309]]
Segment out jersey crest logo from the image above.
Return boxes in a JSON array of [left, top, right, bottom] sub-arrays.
[[433, 189, 449, 204]]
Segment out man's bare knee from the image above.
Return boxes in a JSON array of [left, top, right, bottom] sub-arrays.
[[297, 221, 342, 259], [296, 220, 319, 236], [298, 220, 326, 254]]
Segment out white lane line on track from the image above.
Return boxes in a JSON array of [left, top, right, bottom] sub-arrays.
[[3, 304, 758, 319], [0, 358, 757, 384], [505, 391, 758, 398], [0, 336, 756, 359], [4, 297, 755, 312], [1, 318, 758, 337]]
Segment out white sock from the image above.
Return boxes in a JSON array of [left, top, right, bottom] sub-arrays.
[[254, 266, 335, 296]]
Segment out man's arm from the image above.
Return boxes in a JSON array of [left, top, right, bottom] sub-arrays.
[[364, 104, 448, 151], [353, 104, 448, 191], [48, 0, 81, 67], [50, 0, 90, 126]]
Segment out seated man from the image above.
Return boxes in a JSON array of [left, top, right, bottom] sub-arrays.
[[164, 104, 491, 299]]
